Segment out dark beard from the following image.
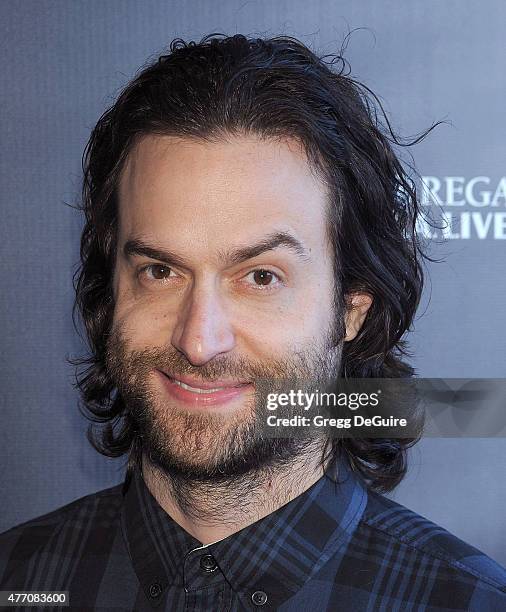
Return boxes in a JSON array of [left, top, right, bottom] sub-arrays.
[[105, 323, 342, 510]]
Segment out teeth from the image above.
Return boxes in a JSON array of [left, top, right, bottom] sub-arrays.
[[173, 379, 226, 394]]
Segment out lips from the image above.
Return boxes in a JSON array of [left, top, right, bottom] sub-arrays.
[[156, 369, 254, 409], [158, 370, 251, 390], [173, 379, 228, 394]]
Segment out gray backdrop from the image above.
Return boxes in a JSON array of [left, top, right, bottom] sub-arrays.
[[1, 1, 505, 565]]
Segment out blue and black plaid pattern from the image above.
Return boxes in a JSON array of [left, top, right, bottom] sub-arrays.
[[1, 455, 505, 611]]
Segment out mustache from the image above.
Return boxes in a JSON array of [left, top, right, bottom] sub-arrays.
[[107, 337, 329, 383], [139, 350, 310, 381], [105, 324, 339, 386]]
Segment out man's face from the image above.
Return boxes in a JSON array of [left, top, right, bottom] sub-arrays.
[[106, 133, 341, 480]]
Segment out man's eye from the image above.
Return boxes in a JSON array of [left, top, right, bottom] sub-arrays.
[[244, 269, 282, 289], [139, 264, 175, 281]]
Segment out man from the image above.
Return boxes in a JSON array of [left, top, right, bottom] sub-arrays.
[[1, 34, 505, 611]]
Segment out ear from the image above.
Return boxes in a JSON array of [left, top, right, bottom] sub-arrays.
[[344, 292, 373, 342]]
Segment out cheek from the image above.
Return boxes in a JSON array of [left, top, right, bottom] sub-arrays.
[[112, 286, 179, 349], [234, 295, 333, 354]]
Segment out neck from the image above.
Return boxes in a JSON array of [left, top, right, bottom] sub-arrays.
[[141, 442, 330, 545]]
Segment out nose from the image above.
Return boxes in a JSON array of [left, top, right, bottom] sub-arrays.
[[170, 283, 236, 366]]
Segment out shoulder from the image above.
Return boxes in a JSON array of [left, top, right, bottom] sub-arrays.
[[0, 483, 123, 586], [353, 489, 506, 606]]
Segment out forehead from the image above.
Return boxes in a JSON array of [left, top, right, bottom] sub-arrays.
[[117, 133, 329, 259]]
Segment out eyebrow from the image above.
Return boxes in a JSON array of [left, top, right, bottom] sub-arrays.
[[122, 231, 310, 268]]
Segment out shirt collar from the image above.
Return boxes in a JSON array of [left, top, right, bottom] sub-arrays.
[[121, 453, 367, 608]]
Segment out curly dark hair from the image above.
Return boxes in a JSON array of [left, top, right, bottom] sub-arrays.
[[71, 33, 438, 493]]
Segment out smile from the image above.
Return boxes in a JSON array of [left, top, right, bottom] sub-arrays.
[[157, 370, 254, 409], [171, 379, 227, 394]]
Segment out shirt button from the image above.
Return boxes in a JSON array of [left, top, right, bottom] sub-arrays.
[[251, 590, 268, 606], [149, 582, 162, 598], [200, 554, 218, 572]]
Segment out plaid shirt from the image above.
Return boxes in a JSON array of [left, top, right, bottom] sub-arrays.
[[1, 456, 505, 611]]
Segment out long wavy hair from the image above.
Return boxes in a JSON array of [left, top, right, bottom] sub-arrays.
[[71, 33, 438, 493]]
